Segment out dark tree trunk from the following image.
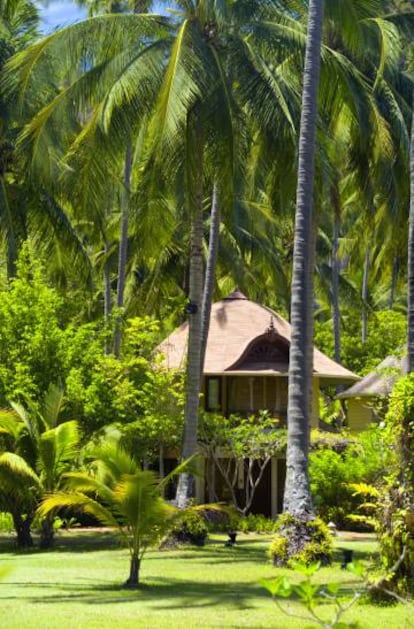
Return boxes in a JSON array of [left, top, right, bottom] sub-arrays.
[[207, 458, 217, 503], [176, 116, 204, 509], [408, 95, 414, 373], [0, 178, 17, 279], [39, 516, 55, 549], [114, 143, 133, 358], [283, 0, 324, 517], [12, 512, 33, 548], [125, 555, 141, 587], [200, 182, 220, 372]]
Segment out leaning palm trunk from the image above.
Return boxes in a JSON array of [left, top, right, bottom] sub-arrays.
[[200, 182, 220, 371], [175, 122, 204, 508], [408, 98, 414, 373], [114, 144, 133, 357], [283, 0, 324, 517]]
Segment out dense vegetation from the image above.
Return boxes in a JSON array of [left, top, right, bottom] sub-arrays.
[[0, 0, 414, 606]]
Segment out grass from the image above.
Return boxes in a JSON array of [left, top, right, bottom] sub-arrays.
[[0, 530, 412, 628]]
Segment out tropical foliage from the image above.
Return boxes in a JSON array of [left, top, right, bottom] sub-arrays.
[[0, 0, 413, 602], [38, 441, 177, 586], [0, 383, 81, 547]]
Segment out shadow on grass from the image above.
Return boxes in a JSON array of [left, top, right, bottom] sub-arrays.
[[0, 576, 269, 610], [332, 545, 379, 565], [0, 531, 121, 555]]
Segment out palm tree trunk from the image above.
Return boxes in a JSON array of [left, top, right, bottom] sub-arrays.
[[361, 246, 370, 344], [331, 188, 341, 364], [176, 118, 204, 509], [283, 0, 324, 517], [39, 515, 55, 549], [389, 256, 399, 310], [125, 555, 140, 587], [104, 243, 112, 321], [114, 144, 133, 357], [200, 182, 220, 371], [103, 239, 112, 355], [12, 512, 33, 548], [0, 178, 17, 279], [408, 95, 414, 373]]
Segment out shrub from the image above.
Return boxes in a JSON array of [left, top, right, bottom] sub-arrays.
[[268, 514, 332, 567], [309, 427, 393, 529], [0, 512, 13, 532], [378, 375, 414, 595], [200, 506, 239, 533], [237, 514, 275, 534], [165, 510, 208, 547]]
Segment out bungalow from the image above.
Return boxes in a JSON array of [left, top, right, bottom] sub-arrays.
[[158, 290, 359, 516], [337, 354, 407, 429]]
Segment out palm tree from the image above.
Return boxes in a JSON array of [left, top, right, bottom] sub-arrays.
[[0, 451, 40, 547], [283, 0, 324, 517], [0, 385, 81, 547], [38, 441, 176, 586], [8, 0, 403, 510]]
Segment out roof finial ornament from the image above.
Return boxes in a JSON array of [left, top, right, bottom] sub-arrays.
[[266, 316, 276, 338]]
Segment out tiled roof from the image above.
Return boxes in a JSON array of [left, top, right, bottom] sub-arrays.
[[337, 354, 407, 399], [158, 292, 358, 381]]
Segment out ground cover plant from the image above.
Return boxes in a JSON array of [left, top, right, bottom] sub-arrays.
[[0, 530, 412, 629]]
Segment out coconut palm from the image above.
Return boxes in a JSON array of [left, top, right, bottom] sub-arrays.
[[38, 442, 177, 586], [283, 0, 324, 518]]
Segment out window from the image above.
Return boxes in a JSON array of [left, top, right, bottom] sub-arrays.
[[206, 377, 221, 411]]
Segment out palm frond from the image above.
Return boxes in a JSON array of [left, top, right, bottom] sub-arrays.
[[38, 491, 120, 529]]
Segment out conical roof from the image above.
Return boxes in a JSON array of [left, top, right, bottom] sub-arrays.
[[337, 354, 407, 399], [158, 293, 358, 381]]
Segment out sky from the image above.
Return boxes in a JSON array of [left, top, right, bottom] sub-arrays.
[[39, 1, 87, 32]]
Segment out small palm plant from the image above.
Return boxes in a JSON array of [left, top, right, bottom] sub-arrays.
[[38, 442, 177, 587], [0, 384, 81, 547]]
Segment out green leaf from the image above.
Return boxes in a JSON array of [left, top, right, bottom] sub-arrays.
[[260, 576, 292, 598], [326, 581, 340, 595], [346, 561, 365, 578]]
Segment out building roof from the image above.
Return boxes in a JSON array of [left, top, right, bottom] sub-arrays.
[[337, 354, 407, 399], [158, 291, 359, 382]]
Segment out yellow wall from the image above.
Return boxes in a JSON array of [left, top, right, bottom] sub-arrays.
[[346, 398, 375, 431], [311, 378, 319, 428]]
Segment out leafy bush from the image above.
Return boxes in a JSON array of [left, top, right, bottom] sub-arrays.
[[198, 505, 239, 532], [166, 510, 208, 547], [0, 512, 13, 532], [268, 514, 332, 567], [309, 427, 393, 529], [378, 375, 414, 595], [237, 514, 275, 534]]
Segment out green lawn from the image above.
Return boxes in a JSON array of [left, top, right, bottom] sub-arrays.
[[0, 531, 412, 628]]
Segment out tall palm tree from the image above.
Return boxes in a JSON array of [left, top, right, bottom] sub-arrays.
[[283, 0, 324, 517]]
